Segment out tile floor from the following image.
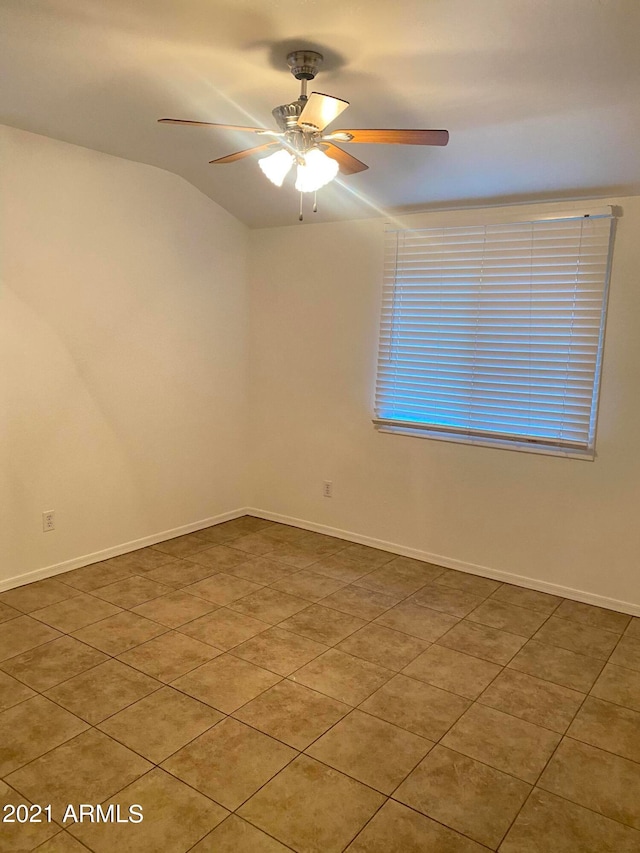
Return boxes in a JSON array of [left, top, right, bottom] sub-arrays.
[[1, 516, 639, 851]]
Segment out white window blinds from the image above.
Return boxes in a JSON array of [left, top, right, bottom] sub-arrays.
[[374, 211, 615, 456]]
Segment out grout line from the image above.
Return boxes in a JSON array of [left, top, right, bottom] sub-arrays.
[[3, 516, 639, 850]]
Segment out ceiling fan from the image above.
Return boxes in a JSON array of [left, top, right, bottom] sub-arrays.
[[159, 50, 449, 219]]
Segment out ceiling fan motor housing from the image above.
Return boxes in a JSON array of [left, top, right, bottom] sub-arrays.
[[286, 50, 323, 81]]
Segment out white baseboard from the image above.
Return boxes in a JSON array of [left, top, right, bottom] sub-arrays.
[[247, 507, 640, 618], [6, 505, 640, 618], [0, 508, 247, 593]]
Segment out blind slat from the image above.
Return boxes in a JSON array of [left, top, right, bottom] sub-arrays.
[[375, 214, 613, 452]]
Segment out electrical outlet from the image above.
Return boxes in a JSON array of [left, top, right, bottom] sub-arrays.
[[42, 511, 55, 532], [323, 480, 333, 498]]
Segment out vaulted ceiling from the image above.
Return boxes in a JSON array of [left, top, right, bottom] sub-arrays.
[[2, 0, 639, 227]]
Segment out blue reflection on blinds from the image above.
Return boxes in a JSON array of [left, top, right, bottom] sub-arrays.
[[375, 213, 614, 454]]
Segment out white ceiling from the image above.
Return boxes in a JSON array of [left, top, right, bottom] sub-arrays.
[[2, 0, 640, 228]]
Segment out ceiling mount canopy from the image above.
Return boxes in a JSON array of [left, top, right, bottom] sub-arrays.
[[159, 49, 449, 220]]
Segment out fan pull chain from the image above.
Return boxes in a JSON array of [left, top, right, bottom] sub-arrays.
[[313, 192, 318, 213], [299, 191, 303, 221]]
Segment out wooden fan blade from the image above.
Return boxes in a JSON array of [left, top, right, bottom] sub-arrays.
[[159, 118, 268, 133], [209, 142, 280, 164], [325, 128, 449, 146], [323, 143, 368, 175], [298, 93, 349, 132]]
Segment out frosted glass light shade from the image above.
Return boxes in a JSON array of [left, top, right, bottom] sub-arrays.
[[295, 148, 339, 193], [258, 149, 295, 187]]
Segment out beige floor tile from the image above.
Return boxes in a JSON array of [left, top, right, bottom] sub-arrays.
[[151, 532, 214, 558], [411, 583, 486, 618], [337, 624, 429, 671], [34, 831, 91, 851], [185, 545, 251, 572], [555, 599, 631, 634], [60, 561, 137, 592], [71, 767, 228, 852], [231, 626, 328, 676], [0, 579, 78, 614], [6, 729, 152, 824], [46, 659, 160, 724], [567, 695, 640, 762], [229, 587, 309, 623], [226, 557, 295, 585], [1, 636, 107, 691], [229, 532, 280, 556], [0, 695, 88, 775], [270, 571, 347, 602], [591, 663, 640, 712], [92, 575, 172, 609], [625, 617, 640, 640], [394, 744, 530, 848], [508, 638, 604, 692], [195, 526, 245, 547], [534, 616, 619, 659], [0, 615, 61, 661], [235, 679, 350, 749], [131, 590, 217, 628], [479, 668, 584, 733], [466, 598, 549, 638], [144, 559, 216, 588], [118, 630, 222, 682], [172, 653, 280, 713], [437, 619, 526, 664], [265, 542, 319, 569], [402, 644, 501, 699], [610, 635, 640, 672], [0, 601, 20, 624], [490, 583, 563, 615], [30, 593, 122, 633], [106, 546, 178, 573], [307, 709, 432, 794], [434, 569, 500, 597], [320, 585, 399, 620], [279, 605, 366, 645], [186, 573, 262, 606], [311, 553, 379, 582], [0, 780, 60, 851], [268, 525, 318, 544], [192, 815, 291, 852], [72, 611, 167, 655], [386, 556, 446, 581], [238, 754, 384, 853], [441, 703, 561, 783], [539, 736, 640, 829], [346, 799, 486, 852], [355, 563, 433, 597], [163, 717, 295, 810], [293, 648, 392, 705], [500, 787, 640, 853], [374, 601, 459, 642], [0, 670, 35, 711], [339, 544, 395, 568], [99, 686, 222, 762], [294, 531, 349, 558], [178, 608, 268, 650], [361, 674, 470, 740]]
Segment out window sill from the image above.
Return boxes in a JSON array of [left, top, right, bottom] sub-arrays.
[[373, 423, 595, 461]]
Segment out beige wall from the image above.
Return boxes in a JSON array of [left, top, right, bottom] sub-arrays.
[[3, 126, 638, 613], [0, 125, 248, 586], [248, 199, 640, 611]]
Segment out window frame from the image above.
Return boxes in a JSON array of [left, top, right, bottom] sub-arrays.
[[373, 206, 616, 460]]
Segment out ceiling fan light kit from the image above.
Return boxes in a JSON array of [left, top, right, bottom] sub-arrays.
[[159, 49, 449, 220]]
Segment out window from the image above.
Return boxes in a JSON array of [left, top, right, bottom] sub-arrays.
[[374, 208, 615, 458]]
